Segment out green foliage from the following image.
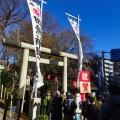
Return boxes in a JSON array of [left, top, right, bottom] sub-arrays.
[[41, 79, 62, 92], [1, 69, 12, 88], [12, 89, 19, 99], [43, 80, 55, 91], [38, 115, 48, 120], [1, 69, 19, 98]]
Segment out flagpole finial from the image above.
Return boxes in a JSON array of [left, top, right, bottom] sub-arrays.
[[39, 0, 47, 4], [65, 13, 81, 21]]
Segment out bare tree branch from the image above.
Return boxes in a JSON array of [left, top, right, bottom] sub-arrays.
[[0, 0, 29, 36]]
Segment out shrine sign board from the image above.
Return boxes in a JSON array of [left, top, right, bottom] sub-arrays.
[[79, 71, 91, 93]]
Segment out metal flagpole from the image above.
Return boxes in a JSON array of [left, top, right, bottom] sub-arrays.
[[39, 0, 47, 23], [76, 14, 83, 89], [65, 13, 83, 89], [78, 14, 83, 72]]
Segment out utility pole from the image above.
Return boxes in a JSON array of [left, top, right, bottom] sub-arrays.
[[101, 51, 106, 91]]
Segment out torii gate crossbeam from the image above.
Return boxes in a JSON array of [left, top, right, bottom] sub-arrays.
[[2, 39, 78, 105]]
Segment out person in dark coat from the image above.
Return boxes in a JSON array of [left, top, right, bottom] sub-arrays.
[[23, 90, 31, 115], [48, 91, 55, 120], [82, 93, 91, 120], [86, 97, 100, 120], [51, 91, 63, 120], [62, 92, 77, 120], [99, 84, 120, 120]]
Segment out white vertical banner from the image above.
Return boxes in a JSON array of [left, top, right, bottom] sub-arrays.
[[67, 17, 80, 40], [67, 16, 83, 71], [66, 14, 83, 88], [27, 0, 44, 90]]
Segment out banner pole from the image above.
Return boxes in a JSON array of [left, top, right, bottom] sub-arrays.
[[65, 13, 83, 89], [27, 0, 46, 98]]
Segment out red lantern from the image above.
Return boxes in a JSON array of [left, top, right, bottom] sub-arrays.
[[47, 74, 50, 80], [54, 77, 58, 82], [72, 81, 77, 88]]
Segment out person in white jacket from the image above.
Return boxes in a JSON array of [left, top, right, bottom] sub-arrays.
[[74, 88, 82, 120]]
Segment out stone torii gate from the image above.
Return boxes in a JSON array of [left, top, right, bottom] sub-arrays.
[[2, 39, 78, 99]]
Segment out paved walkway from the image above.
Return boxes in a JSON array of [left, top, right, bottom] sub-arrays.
[[0, 108, 4, 120], [0, 102, 9, 120], [0, 108, 9, 120]]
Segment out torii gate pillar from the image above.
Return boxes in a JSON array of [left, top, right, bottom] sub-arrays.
[[18, 48, 29, 111], [63, 57, 67, 94]]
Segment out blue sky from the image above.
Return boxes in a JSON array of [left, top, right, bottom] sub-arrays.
[[43, 0, 120, 57]]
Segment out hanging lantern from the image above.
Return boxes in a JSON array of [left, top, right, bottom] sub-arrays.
[[47, 74, 50, 80], [72, 81, 77, 88], [54, 77, 58, 82]]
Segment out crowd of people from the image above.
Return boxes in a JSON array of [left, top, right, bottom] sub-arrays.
[[38, 88, 81, 120], [38, 88, 100, 120], [23, 84, 120, 120]]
